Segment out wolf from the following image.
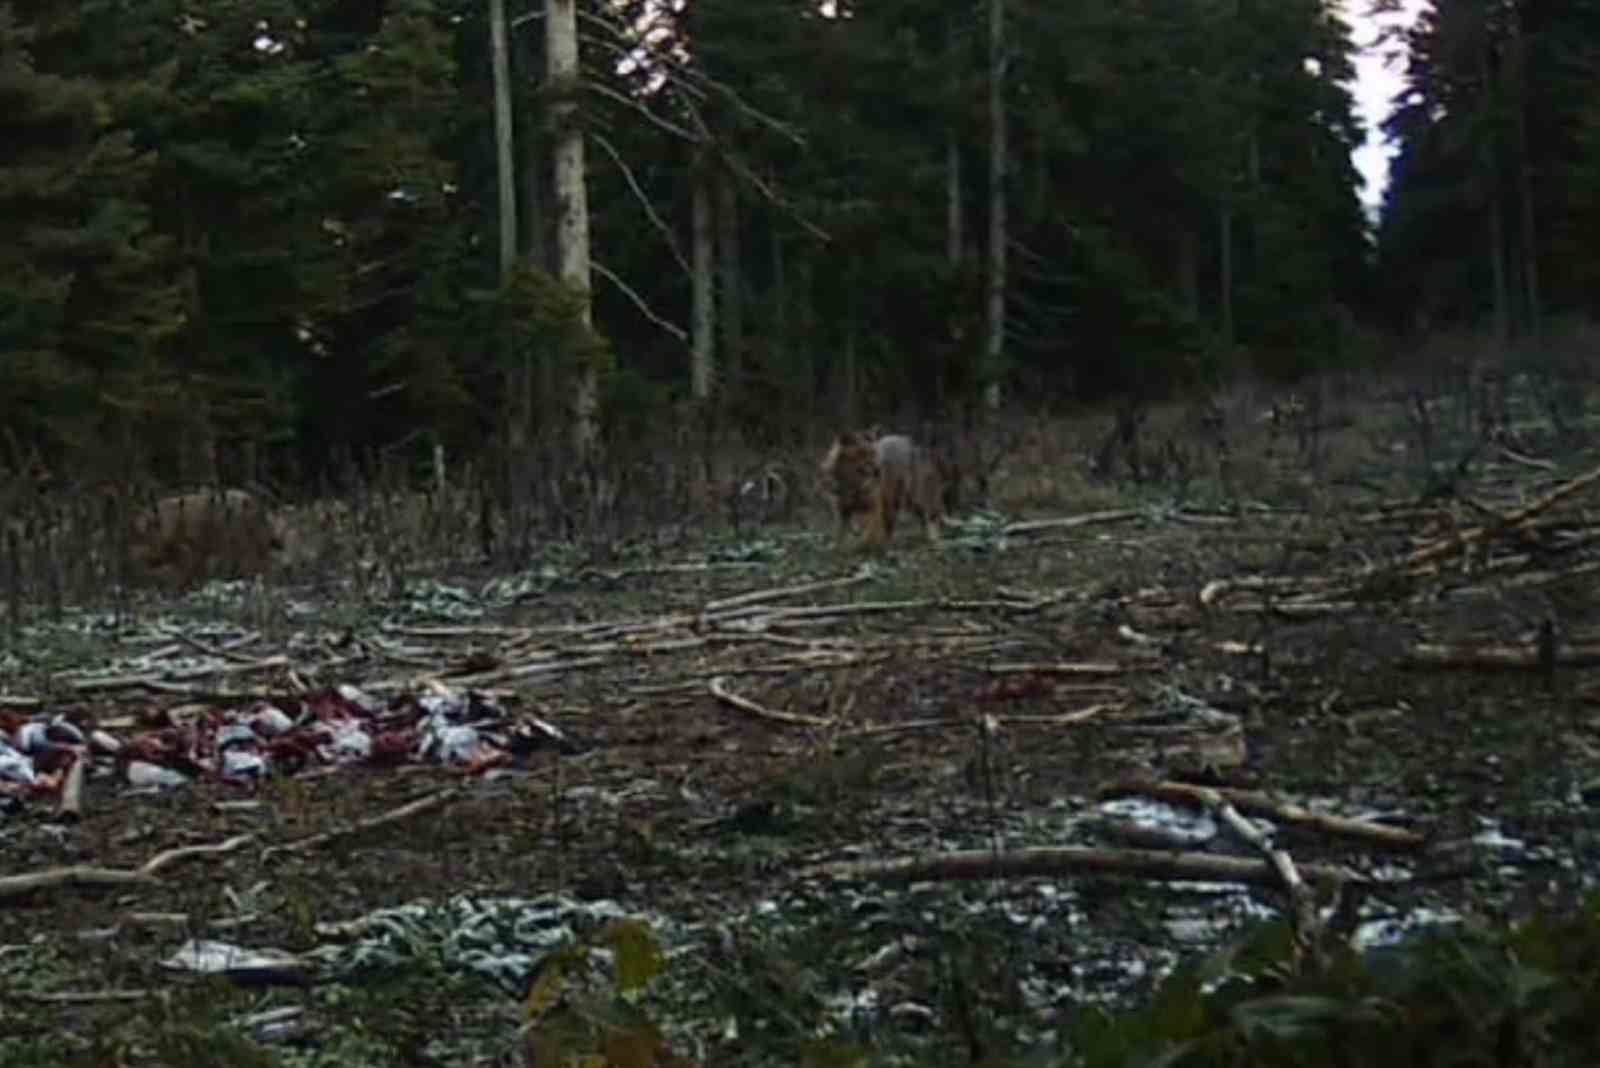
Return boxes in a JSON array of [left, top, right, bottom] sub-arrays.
[[124, 488, 287, 587], [819, 430, 945, 548]]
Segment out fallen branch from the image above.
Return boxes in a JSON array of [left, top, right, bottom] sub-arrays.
[[261, 786, 461, 860], [709, 675, 832, 729], [800, 845, 1358, 889], [1395, 460, 1600, 573], [1099, 778, 1428, 852], [1201, 786, 1323, 961], [702, 570, 871, 616], [1496, 445, 1556, 472], [56, 753, 85, 820], [142, 833, 258, 876], [1199, 574, 1320, 608], [1402, 641, 1600, 670], [994, 703, 1124, 726], [1002, 509, 1143, 536], [13, 988, 154, 1004], [0, 865, 160, 902], [986, 661, 1127, 677]]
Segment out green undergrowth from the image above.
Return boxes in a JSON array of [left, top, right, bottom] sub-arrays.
[[4, 895, 1599, 1066]]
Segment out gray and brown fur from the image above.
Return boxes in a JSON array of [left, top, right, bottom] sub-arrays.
[[123, 488, 287, 587], [819, 431, 945, 548]]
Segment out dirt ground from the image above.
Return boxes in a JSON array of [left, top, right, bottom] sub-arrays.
[[4, 395, 1600, 1066]]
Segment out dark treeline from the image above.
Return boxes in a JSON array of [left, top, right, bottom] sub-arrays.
[[1378, 0, 1600, 342], [0, 0, 1589, 496]]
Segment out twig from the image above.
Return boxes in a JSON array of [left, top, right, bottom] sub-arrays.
[[13, 988, 154, 1004], [996, 703, 1124, 726], [986, 661, 1127, 676], [261, 787, 460, 860], [702, 571, 872, 616], [592, 260, 689, 343], [1403, 641, 1600, 670], [709, 675, 832, 729], [1001, 509, 1143, 536], [142, 833, 258, 876]]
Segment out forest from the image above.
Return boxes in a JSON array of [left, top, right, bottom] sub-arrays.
[[7, 4, 1600, 1064], [4, 0, 1589, 506]]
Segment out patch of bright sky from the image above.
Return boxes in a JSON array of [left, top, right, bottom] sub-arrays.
[[1341, 0, 1430, 215]]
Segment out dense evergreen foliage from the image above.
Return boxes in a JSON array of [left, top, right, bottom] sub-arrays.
[[4, 0, 1572, 490], [1377, 0, 1600, 339]]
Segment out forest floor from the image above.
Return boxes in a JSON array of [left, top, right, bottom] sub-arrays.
[[4, 391, 1600, 1067]]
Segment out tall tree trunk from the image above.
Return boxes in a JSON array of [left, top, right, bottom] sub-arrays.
[[843, 320, 858, 428], [771, 230, 786, 361], [983, 0, 1007, 410], [1177, 228, 1198, 319], [1510, 12, 1540, 340], [1476, 34, 1508, 351], [946, 134, 963, 266], [546, 0, 596, 459], [512, 28, 546, 271], [492, 0, 530, 551], [716, 173, 742, 391], [490, 0, 516, 281], [1219, 206, 1234, 350], [796, 252, 816, 431], [691, 163, 715, 402], [1488, 177, 1509, 347]]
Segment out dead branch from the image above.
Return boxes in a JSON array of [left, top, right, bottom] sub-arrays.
[[0, 865, 160, 902], [993, 703, 1124, 726], [1002, 509, 1143, 536], [1199, 574, 1341, 608], [1395, 460, 1600, 573], [57, 752, 85, 820], [13, 988, 154, 1004], [410, 655, 607, 690], [986, 661, 1127, 677], [800, 845, 1358, 889], [1099, 779, 1428, 852], [709, 675, 832, 729], [1403, 641, 1600, 670], [142, 833, 258, 876], [702, 571, 872, 616], [1497, 445, 1556, 472], [1200, 786, 1323, 959], [592, 260, 688, 343], [261, 786, 461, 860]]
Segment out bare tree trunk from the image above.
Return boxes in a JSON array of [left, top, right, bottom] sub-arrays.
[[490, 0, 516, 281], [1488, 182, 1509, 347], [1476, 37, 1508, 352], [1219, 206, 1234, 350], [546, 0, 596, 459], [691, 162, 715, 402], [512, 28, 546, 271], [1177, 228, 1198, 319], [771, 230, 786, 358], [946, 134, 963, 267], [716, 173, 742, 389], [491, 0, 531, 554], [843, 323, 858, 428], [983, 0, 1007, 410], [1509, 11, 1540, 340]]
